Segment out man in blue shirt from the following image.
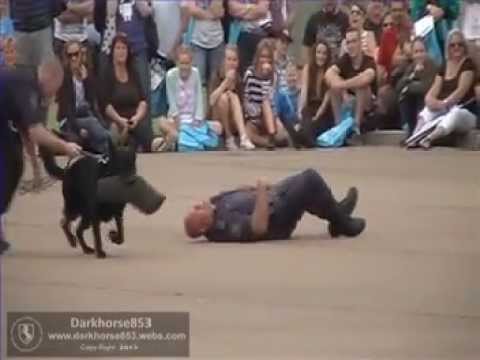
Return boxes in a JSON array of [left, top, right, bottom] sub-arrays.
[[184, 168, 366, 242], [0, 61, 82, 254]]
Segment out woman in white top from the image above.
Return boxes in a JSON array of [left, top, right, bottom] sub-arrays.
[[408, 30, 478, 149]]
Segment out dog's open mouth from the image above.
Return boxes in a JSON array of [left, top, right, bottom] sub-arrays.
[[97, 175, 166, 214]]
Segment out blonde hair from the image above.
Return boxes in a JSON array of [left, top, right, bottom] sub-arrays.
[[3, 37, 16, 67], [445, 29, 468, 61], [176, 45, 193, 62]]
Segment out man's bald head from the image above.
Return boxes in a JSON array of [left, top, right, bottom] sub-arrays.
[[184, 203, 214, 238], [38, 58, 64, 98]]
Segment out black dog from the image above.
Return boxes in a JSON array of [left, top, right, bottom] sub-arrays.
[[41, 142, 166, 258]]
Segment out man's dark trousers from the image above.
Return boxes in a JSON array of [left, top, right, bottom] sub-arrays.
[[267, 169, 345, 240]]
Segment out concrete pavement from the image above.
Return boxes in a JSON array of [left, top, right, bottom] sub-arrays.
[[2, 147, 480, 359]]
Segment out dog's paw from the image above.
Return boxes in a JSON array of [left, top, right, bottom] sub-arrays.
[[96, 250, 107, 259], [109, 230, 124, 245], [66, 235, 77, 248], [81, 246, 95, 255]]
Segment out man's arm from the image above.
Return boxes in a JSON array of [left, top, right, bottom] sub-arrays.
[[340, 68, 376, 90], [167, 5, 190, 59], [228, 0, 270, 21], [29, 124, 81, 157], [250, 179, 270, 239], [325, 64, 344, 89]]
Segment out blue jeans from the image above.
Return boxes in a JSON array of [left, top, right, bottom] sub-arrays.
[[191, 43, 225, 85]]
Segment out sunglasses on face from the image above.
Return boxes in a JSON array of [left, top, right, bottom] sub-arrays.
[[449, 42, 465, 49], [351, 9, 364, 16], [67, 51, 80, 59]]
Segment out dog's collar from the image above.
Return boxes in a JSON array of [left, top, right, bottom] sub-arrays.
[[66, 151, 109, 169]]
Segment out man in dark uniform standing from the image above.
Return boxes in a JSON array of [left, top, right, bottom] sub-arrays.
[[0, 60, 82, 254], [184, 168, 366, 242]]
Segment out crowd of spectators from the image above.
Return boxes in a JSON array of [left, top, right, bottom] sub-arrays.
[[1, 0, 479, 154]]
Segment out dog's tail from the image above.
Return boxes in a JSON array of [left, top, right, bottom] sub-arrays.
[[39, 146, 65, 180]]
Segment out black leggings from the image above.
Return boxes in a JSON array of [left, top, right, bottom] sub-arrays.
[[0, 130, 24, 215]]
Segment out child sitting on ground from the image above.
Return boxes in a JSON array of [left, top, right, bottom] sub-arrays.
[[160, 46, 222, 151], [243, 39, 288, 150]]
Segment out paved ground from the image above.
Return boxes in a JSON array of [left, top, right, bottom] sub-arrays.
[[2, 147, 480, 359]]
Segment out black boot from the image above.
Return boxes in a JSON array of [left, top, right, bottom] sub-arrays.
[[328, 187, 365, 237], [0, 239, 11, 255], [328, 217, 366, 238], [337, 187, 358, 215]]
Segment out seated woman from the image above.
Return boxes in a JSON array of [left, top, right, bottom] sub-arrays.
[[374, 12, 414, 130], [395, 37, 437, 137], [407, 30, 477, 149], [296, 39, 334, 147], [243, 39, 288, 150], [340, 3, 377, 59], [102, 34, 164, 152], [57, 40, 110, 155], [209, 46, 255, 150], [377, 12, 412, 84], [160, 45, 222, 150]]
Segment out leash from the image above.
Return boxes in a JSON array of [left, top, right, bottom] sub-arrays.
[[66, 150, 109, 169]]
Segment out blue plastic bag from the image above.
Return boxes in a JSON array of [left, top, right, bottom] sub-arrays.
[[316, 107, 355, 148], [424, 25, 444, 66], [424, 19, 450, 66], [178, 122, 219, 152]]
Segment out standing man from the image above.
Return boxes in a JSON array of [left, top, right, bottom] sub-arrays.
[[326, 28, 376, 131], [0, 60, 82, 254], [184, 168, 365, 242], [303, 0, 349, 63], [53, 0, 93, 59], [9, 0, 60, 67]]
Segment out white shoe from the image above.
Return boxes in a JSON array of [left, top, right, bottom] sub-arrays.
[[151, 137, 169, 152], [240, 135, 255, 150], [226, 137, 238, 151]]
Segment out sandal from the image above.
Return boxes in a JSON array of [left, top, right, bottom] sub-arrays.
[[419, 137, 432, 150]]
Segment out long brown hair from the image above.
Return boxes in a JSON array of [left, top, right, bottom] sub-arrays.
[[63, 40, 82, 68], [307, 39, 332, 100], [110, 33, 134, 70], [252, 38, 275, 80]]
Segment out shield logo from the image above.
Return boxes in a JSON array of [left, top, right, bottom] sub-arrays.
[[17, 322, 35, 346]]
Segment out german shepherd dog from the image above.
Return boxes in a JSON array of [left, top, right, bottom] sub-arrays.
[[41, 141, 166, 258]]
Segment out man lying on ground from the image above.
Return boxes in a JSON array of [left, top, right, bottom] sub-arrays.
[[184, 168, 366, 242]]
